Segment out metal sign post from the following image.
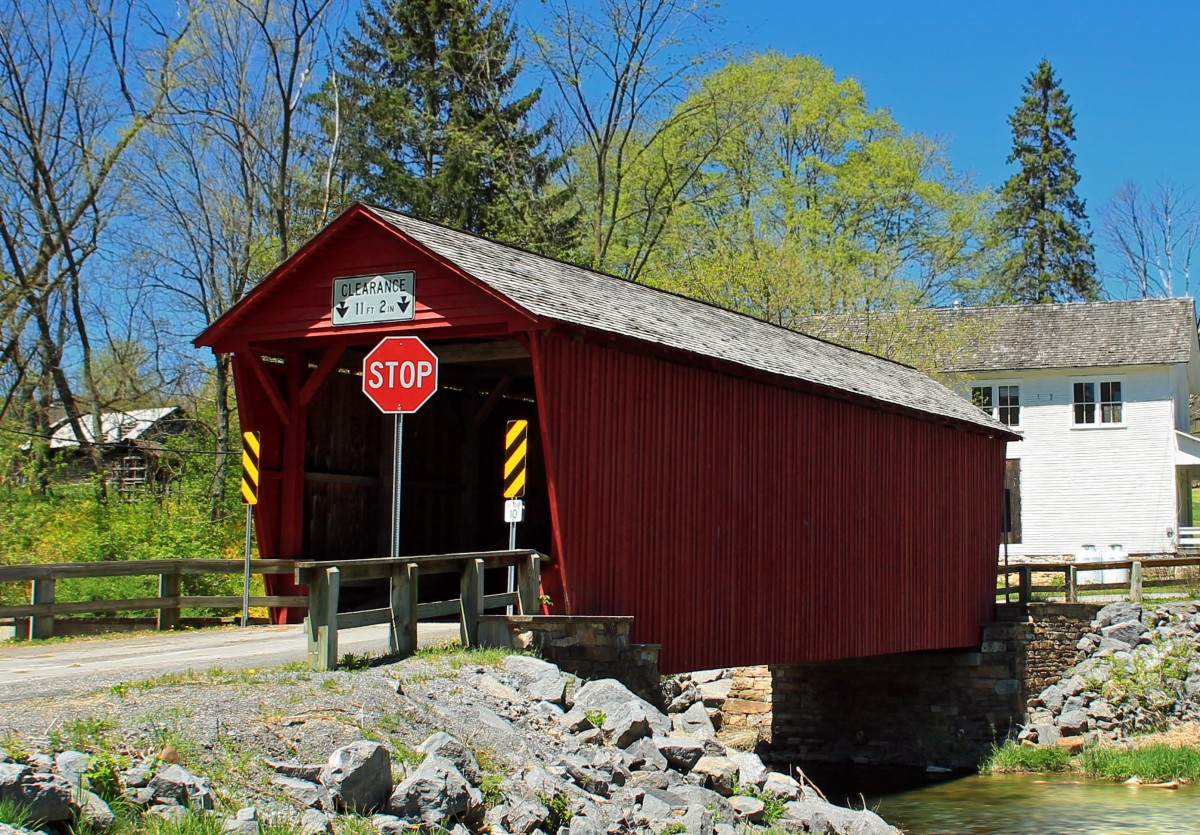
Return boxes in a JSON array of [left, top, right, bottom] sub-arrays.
[[240, 430, 261, 627], [362, 336, 440, 562], [503, 420, 529, 612], [391, 414, 403, 559]]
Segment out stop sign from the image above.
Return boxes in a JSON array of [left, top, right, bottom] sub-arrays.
[[362, 336, 439, 413]]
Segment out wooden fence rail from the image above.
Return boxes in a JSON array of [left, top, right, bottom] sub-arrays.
[[294, 549, 546, 671], [0, 559, 305, 639], [997, 556, 1200, 605]]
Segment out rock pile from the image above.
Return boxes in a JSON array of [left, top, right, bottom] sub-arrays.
[[0, 655, 895, 835], [1021, 601, 1200, 746]]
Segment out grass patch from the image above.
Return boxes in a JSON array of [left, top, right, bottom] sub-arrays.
[[413, 642, 517, 669], [981, 741, 1072, 774], [1081, 744, 1200, 782], [0, 796, 45, 829]]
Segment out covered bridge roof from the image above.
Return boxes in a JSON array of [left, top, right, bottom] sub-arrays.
[[199, 204, 1009, 435], [930, 298, 1198, 373]]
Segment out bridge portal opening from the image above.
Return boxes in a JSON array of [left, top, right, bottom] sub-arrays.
[[300, 337, 549, 609]]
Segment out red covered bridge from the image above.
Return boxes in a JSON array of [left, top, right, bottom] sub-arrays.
[[196, 204, 1015, 673]]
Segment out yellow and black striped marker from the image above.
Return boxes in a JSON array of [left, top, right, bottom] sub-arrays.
[[241, 430, 261, 505], [503, 420, 528, 499]]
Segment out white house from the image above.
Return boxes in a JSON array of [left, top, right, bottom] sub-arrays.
[[933, 299, 1200, 558]]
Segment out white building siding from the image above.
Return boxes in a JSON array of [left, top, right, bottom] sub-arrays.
[[975, 366, 1179, 557]]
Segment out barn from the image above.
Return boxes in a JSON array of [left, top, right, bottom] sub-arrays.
[[196, 204, 1015, 673]]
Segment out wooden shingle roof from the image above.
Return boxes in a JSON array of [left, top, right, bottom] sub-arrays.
[[930, 298, 1198, 373], [366, 207, 1007, 434]]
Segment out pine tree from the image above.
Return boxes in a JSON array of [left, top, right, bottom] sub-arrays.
[[996, 60, 1099, 303], [334, 0, 575, 255]]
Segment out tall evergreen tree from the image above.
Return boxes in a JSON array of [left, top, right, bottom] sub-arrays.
[[996, 60, 1099, 303], [334, 0, 575, 255]]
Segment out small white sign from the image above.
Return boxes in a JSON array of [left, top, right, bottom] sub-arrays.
[[332, 271, 415, 326], [504, 499, 525, 524]]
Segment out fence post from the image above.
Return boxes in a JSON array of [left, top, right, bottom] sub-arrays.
[[1130, 561, 1143, 603], [1018, 564, 1032, 605], [389, 562, 418, 657], [306, 566, 340, 671], [460, 558, 484, 647], [30, 578, 55, 640], [158, 571, 182, 631], [1065, 566, 1077, 604], [517, 553, 541, 614]]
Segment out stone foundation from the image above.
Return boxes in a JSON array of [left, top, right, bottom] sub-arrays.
[[478, 615, 661, 705], [723, 622, 1035, 770], [1019, 603, 1099, 694]]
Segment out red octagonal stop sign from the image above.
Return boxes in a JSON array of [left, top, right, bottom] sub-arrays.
[[362, 336, 439, 413]]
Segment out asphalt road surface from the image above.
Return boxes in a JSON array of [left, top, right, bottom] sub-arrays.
[[0, 622, 461, 703]]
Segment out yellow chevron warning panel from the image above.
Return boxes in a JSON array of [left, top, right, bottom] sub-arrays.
[[241, 430, 261, 505], [503, 420, 528, 499]]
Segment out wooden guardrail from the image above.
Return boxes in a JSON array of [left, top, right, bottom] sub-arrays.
[[295, 549, 546, 671], [997, 555, 1200, 604], [0, 559, 305, 639], [1178, 527, 1200, 548]]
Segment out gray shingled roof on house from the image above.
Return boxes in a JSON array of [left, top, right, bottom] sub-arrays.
[[929, 298, 1198, 372], [366, 206, 1008, 434]]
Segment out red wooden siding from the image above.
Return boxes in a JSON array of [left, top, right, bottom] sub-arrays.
[[534, 331, 1005, 673], [201, 213, 535, 353]]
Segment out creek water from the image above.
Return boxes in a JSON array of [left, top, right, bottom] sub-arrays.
[[814, 770, 1200, 834]]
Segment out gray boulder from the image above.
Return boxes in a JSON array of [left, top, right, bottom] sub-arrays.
[[0, 763, 76, 822], [54, 751, 91, 791], [672, 702, 717, 739], [1057, 709, 1090, 736], [300, 809, 333, 835], [780, 798, 898, 834], [76, 789, 116, 832], [418, 732, 482, 786], [653, 736, 705, 772], [622, 738, 667, 772], [691, 756, 739, 796], [1096, 602, 1141, 628], [271, 775, 332, 810], [572, 679, 670, 736], [223, 806, 259, 835], [387, 755, 482, 826], [730, 751, 769, 789], [148, 763, 216, 810], [321, 741, 391, 814], [729, 795, 766, 823], [602, 702, 652, 749]]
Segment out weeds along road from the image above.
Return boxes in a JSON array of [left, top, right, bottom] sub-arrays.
[[0, 622, 461, 703]]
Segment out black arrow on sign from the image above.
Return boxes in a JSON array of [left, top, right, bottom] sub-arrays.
[[397, 297, 410, 313], [336, 302, 348, 318]]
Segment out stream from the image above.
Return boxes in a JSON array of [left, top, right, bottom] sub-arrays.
[[814, 770, 1200, 834]]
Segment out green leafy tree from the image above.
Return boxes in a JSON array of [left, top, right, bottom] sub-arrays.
[[333, 0, 575, 255], [633, 53, 995, 330], [996, 60, 1099, 303]]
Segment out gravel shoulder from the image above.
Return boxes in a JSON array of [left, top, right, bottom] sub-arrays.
[[0, 622, 460, 703]]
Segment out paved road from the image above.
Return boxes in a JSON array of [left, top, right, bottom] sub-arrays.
[[0, 622, 461, 702]]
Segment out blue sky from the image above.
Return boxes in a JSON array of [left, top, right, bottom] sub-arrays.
[[719, 0, 1200, 296], [521, 0, 1198, 298]]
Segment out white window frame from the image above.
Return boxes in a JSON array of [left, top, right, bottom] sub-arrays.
[[970, 380, 1022, 429], [1070, 377, 1125, 428]]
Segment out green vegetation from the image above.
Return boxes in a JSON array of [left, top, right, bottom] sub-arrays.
[[1081, 744, 1200, 783], [413, 642, 517, 669], [583, 709, 607, 730], [996, 60, 1098, 303], [732, 785, 788, 825], [0, 797, 44, 829], [537, 790, 573, 830], [981, 741, 1072, 774], [1085, 636, 1192, 731]]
